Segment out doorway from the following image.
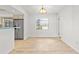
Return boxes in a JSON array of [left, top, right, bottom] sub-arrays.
[[13, 19, 24, 40]]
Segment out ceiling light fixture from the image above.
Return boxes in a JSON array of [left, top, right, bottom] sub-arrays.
[[40, 5, 47, 14]]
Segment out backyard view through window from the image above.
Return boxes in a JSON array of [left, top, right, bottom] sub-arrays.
[[36, 18, 48, 30]]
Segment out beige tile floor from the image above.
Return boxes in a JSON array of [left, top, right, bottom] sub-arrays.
[[10, 37, 77, 54]]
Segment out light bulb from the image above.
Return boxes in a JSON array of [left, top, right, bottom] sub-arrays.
[[40, 7, 47, 14]]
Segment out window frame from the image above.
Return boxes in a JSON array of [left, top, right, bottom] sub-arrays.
[[36, 18, 49, 30]]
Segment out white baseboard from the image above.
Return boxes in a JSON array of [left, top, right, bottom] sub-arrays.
[[61, 37, 79, 53]]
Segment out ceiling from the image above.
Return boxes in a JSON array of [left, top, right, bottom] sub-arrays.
[[0, 5, 23, 15], [0, 5, 64, 16], [21, 5, 64, 14]]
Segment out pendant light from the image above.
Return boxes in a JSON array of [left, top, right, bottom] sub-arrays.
[[40, 5, 47, 14]]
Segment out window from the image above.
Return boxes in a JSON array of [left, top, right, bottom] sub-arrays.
[[3, 18, 13, 27], [36, 18, 48, 30]]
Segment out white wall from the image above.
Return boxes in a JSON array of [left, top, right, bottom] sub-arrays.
[[59, 6, 79, 53], [72, 6, 79, 52], [29, 14, 58, 37], [24, 13, 30, 39], [0, 28, 14, 54]]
